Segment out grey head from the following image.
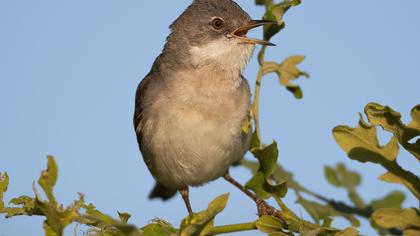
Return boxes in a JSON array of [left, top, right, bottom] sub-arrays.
[[155, 0, 276, 74]]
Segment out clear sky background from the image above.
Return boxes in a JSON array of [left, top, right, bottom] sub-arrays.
[[1, 1, 419, 235]]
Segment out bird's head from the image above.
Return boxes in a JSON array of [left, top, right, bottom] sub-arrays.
[[164, 0, 276, 74]]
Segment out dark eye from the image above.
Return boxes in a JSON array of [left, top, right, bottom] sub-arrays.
[[211, 17, 224, 30]]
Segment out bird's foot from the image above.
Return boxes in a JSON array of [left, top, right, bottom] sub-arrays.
[[256, 199, 288, 229]]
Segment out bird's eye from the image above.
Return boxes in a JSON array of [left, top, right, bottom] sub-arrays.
[[211, 17, 224, 30]]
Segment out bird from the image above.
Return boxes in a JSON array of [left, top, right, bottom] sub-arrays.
[[133, 0, 280, 217]]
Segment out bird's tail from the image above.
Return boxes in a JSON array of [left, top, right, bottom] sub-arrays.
[[149, 182, 178, 200]]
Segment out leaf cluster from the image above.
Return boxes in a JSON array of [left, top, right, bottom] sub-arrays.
[[2, 1, 419, 236], [0, 157, 146, 236], [333, 103, 420, 235], [254, 0, 308, 102]]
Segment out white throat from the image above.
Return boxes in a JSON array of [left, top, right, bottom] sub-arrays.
[[189, 37, 254, 78]]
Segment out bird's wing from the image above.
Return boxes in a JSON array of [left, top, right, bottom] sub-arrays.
[[133, 74, 152, 148], [133, 73, 178, 200], [149, 182, 178, 200]]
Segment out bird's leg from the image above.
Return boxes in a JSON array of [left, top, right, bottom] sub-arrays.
[[179, 187, 193, 214], [223, 173, 288, 228], [223, 172, 259, 202]]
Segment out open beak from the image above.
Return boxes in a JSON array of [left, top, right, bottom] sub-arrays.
[[230, 19, 277, 46]]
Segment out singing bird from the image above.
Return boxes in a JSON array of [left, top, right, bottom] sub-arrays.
[[134, 0, 278, 215]]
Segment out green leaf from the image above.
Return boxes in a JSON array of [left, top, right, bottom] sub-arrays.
[[268, 232, 289, 236], [335, 227, 358, 236], [84, 203, 118, 226], [4, 195, 39, 217], [246, 173, 287, 199], [118, 211, 131, 223], [1, 170, 37, 219], [255, 215, 285, 233], [324, 164, 364, 208], [35, 156, 65, 235], [246, 142, 288, 199], [255, 0, 270, 6], [0, 172, 9, 210], [333, 116, 399, 163], [207, 193, 229, 215], [369, 191, 405, 210], [1, 157, 145, 236], [333, 114, 420, 199], [322, 217, 333, 228], [296, 194, 360, 227], [265, 181, 288, 198], [40, 193, 85, 236], [84, 203, 140, 235], [9, 195, 35, 208], [251, 141, 279, 175], [34, 161, 85, 236], [335, 163, 361, 189], [242, 116, 252, 134], [31, 157, 89, 236], [141, 220, 177, 236], [324, 168, 339, 186], [249, 132, 262, 154], [365, 103, 420, 161], [263, 15, 284, 42], [38, 156, 58, 205], [246, 172, 271, 199], [372, 208, 420, 230], [300, 227, 338, 236], [242, 159, 309, 195], [263, 0, 302, 41], [180, 193, 229, 236], [409, 105, 420, 130], [261, 56, 309, 99], [404, 228, 420, 236], [364, 103, 403, 134], [379, 172, 420, 200]]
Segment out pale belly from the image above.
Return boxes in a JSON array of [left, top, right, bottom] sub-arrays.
[[137, 65, 252, 188], [141, 105, 249, 189]]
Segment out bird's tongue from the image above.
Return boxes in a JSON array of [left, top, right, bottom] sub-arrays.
[[230, 20, 277, 46], [234, 29, 249, 37]]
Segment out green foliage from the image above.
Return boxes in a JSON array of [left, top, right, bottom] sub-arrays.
[[261, 0, 301, 42], [369, 191, 405, 211], [260, 56, 309, 99], [141, 220, 177, 236], [255, 0, 308, 101], [333, 104, 420, 199], [1, 1, 418, 236], [246, 141, 288, 199], [295, 193, 360, 227], [255, 215, 285, 234], [324, 163, 364, 208], [242, 101, 418, 236], [334, 228, 358, 236], [0, 172, 8, 210], [365, 103, 420, 160], [372, 208, 420, 236], [0, 157, 146, 236], [180, 193, 229, 236], [334, 103, 420, 234]]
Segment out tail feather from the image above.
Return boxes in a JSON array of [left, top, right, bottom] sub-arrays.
[[149, 182, 178, 200]]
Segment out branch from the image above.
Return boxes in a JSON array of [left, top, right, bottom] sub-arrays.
[[252, 46, 268, 148], [209, 222, 257, 235]]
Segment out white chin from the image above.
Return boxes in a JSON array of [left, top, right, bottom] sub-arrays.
[[189, 37, 255, 73]]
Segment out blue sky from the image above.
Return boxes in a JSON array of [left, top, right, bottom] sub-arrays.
[[1, 0, 419, 235]]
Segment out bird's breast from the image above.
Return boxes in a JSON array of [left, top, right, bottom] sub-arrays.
[[140, 72, 250, 188]]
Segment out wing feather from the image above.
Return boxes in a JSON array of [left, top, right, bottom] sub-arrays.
[[133, 74, 152, 148]]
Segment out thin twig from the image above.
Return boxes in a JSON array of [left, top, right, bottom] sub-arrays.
[[209, 222, 257, 235]]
